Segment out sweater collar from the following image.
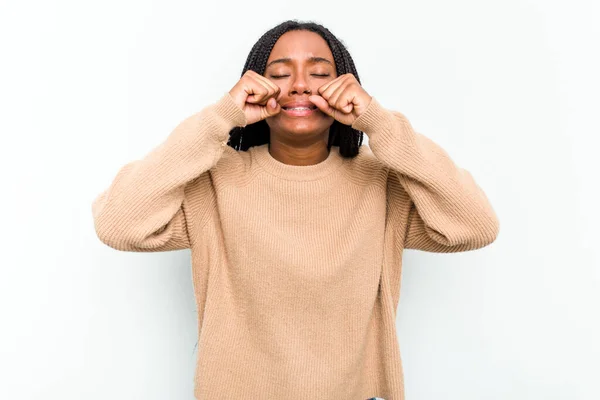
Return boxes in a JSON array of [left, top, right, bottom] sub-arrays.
[[251, 144, 344, 181]]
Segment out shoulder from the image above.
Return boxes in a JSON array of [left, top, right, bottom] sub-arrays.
[[341, 144, 389, 186], [209, 144, 256, 188]]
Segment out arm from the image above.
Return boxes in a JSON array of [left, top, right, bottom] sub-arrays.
[[352, 98, 499, 253], [92, 92, 246, 252]]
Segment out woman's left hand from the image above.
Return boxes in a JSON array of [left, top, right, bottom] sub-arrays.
[[308, 73, 372, 126]]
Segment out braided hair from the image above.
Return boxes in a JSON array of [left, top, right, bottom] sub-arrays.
[[227, 20, 364, 158]]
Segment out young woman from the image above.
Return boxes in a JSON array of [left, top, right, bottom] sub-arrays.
[[92, 19, 499, 400]]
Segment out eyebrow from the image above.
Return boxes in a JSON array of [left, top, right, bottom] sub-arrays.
[[265, 56, 334, 69]]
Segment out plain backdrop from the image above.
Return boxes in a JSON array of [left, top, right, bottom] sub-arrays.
[[1, 0, 598, 399]]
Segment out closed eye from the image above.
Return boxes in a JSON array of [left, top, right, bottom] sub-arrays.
[[270, 74, 330, 79]]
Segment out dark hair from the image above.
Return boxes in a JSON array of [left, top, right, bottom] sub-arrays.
[[227, 20, 364, 158]]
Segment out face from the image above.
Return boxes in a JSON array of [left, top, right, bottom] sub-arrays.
[[263, 30, 337, 140]]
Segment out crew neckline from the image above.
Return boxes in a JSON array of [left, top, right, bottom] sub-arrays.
[[251, 144, 344, 181]]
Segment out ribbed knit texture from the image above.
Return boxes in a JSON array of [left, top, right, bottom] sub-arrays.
[[92, 92, 499, 400]]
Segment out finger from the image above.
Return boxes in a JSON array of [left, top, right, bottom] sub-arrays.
[[317, 74, 343, 96], [261, 97, 282, 119], [251, 71, 280, 99], [258, 74, 281, 96], [337, 92, 355, 114], [243, 79, 265, 102], [264, 80, 282, 103], [308, 95, 336, 119], [245, 79, 270, 104], [327, 82, 348, 110], [251, 77, 273, 105], [318, 74, 348, 98], [333, 84, 359, 114], [253, 76, 281, 106], [320, 79, 347, 108]]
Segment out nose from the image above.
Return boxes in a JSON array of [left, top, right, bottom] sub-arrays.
[[289, 74, 312, 95]]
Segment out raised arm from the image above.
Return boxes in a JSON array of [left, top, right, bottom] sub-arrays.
[[92, 92, 246, 252], [352, 98, 500, 253]]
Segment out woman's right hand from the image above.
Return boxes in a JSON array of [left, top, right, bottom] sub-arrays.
[[229, 70, 281, 125]]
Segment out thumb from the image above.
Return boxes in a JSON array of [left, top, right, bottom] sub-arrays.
[[309, 95, 336, 118], [263, 97, 281, 117]]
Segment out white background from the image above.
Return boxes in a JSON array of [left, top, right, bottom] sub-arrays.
[[1, 0, 598, 399]]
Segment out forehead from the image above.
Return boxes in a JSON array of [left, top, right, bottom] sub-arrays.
[[267, 30, 334, 64]]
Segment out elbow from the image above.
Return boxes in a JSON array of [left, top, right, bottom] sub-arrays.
[[92, 208, 172, 252], [487, 214, 500, 245], [92, 195, 115, 248], [93, 214, 132, 251], [483, 206, 500, 244], [93, 217, 155, 252], [91, 194, 183, 253], [467, 211, 500, 250], [446, 211, 499, 253], [415, 206, 500, 254], [92, 197, 137, 251]]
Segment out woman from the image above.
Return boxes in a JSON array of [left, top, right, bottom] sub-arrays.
[[92, 19, 499, 400]]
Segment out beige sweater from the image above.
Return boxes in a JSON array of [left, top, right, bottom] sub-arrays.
[[92, 92, 499, 400]]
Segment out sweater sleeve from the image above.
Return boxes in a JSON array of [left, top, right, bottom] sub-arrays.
[[351, 97, 499, 253], [92, 92, 246, 252]]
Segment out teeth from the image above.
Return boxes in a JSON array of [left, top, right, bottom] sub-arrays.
[[286, 107, 312, 111]]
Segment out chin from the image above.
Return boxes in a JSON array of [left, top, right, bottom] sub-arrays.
[[287, 125, 321, 135], [287, 126, 329, 138], [267, 118, 333, 138]]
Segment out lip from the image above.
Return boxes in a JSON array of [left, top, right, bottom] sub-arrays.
[[282, 100, 316, 109], [281, 100, 318, 117], [282, 108, 316, 117]]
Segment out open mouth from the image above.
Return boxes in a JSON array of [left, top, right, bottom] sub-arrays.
[[282, 105, 318, 111]]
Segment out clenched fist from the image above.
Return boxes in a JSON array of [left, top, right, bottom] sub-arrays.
[[308, 73, 372, 126], [229, 70, 282, 125]]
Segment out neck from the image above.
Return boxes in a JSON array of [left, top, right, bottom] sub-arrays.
[[268, 137, 330, 166]]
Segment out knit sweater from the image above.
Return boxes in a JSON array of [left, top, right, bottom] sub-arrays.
[[92, 92, 499, 400]]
